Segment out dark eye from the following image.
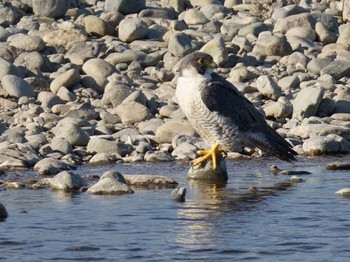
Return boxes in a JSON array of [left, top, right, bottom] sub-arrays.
[[198, 58, 204, 64]]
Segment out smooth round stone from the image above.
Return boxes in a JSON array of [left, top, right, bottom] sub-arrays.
[[37, 91, 64, 108], [52, 121, 90, 146], [82, 58, 116, 79], [2, 74, 35, 98], [168, 32, 195, 58], [8, 34, 45, 52], [14, 51, 45, 72], [33, 157, 72, 176], [105, 0, 145, 15], [285, 27, 317, 41], [82, 15, 115, 37], [49, 171, 84, 191], [115, 102, 150, 125], [183, 9, 208, 25], [50, 68, 81, 94], [118, 18, 148, 43]]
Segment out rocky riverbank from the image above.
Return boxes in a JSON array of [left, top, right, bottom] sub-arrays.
[[0, 0, 350, 179]]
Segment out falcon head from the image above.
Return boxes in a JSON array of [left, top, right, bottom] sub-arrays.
[[179, 52, 217, 78]]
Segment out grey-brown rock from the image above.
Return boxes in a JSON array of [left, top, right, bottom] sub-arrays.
[[86, 137, 122, 155], [37, 91, 64, 108], [187, 155, 228, 182], [155, 119, 197, 143], [82, 58, 116, 80], [253, 33, 292, 56], [274, 13, 316, 34], [33, 0, 69, 18], [1, 74, 35, 98], [50, 137, 72, 154], [256, 75, 282, 101], [43, 26, 88, 50], [183, 9, 209, 25], [82, 15, 115, 37], [105, 50, 158, 67], [8, 34, 45, 52], [335, 188, 350, 197], [105, 0, 145, 15], [87, 170, 133, 195], [144, 150, 173, 162], [238, 22, 271, 37], [302, 136, 340, 155], [34, 157, 73, 176], [50, 68, 81, 94], [200, 37, 228, 66], [124, 174, 178, 188], [292, 86, 324, 120], [118, 18, 148, 43], [0, 57, 25, 79], [307, 57, 333, 74], [52, 120, 90, 146], [66, 41, 104, 66], [320, 60, 350, 80], [168, 32, 195, 58], [315, 21, 337, 44], [49, 171, 84, 191], [171, 142, 197, 160], [115, 102, 150, 125]]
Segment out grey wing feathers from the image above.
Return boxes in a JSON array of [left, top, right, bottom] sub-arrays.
[[201, 73, 297, 161]]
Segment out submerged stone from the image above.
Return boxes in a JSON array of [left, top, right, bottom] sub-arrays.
[[171, 187, 186, 202], [187, 156, 228, 182], [0, 202, 8, 219]]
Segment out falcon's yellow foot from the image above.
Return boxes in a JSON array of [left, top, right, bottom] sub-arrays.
[[192, 143, 223, 169]]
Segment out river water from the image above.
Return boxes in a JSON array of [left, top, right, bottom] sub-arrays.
[[1, 156, 350, 261]]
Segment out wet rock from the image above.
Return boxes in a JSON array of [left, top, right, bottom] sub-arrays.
[[87, 170, 133, 195], [1, 75, 35, 98], [34, 157, 73, 176], [49, 171, 84, 191], [144, 150, 173, 162], [335, 188, 350, 197], [124, 174, 178, 188], [33, 0, 69, 18], [5, 182, 25, 189], [307, 57, 334, 74], [187, 156, 228, 182], [171, 187, 186, 202], [292, 86, 324, 120], [289, 175, 304, 183], [0, 202, 7, 219], [325, 162, 350, 170]]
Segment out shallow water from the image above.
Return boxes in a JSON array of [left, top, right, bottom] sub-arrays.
[[1, 156, 350, 261]]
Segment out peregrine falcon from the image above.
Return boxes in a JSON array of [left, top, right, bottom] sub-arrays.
[[176, 52, 297, 169]]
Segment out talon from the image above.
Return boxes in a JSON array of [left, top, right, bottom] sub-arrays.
[[192, 143, 223, 169]]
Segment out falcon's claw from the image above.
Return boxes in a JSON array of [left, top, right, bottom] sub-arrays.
[[192, 143, 222, 169]]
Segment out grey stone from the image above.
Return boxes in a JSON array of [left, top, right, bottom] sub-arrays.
[[87, 170, 133, 195], [8, 34, 45, 52], [286, 27, 316, 41], [144, 150, 173, 162], [1, 75, 34, 98], [238, 22, 271, 37], [292, 86, 324, 120], [183, 9, 209, 25], [302, 136, 340, 155], [49, 171, 84, 191], [52, 120, 90, 146], [171, 142, 198, 161], [82, 15, 115, 37], [0, 202, 7, 219], [118, 18, 148, 43], [86, 137, 122, 155], [307, 57, 333, 74], [0, 4, 23, 27], [155, 119, 197, 143], [14, 51, 45, 72], [37, 91, 64, 108], [56, 86, 77, 102], [105, 50, 158, 67], [253, 33, 292, 56], [66, 41, 104, 66], [34, 157, 72, 176], [43, 26, 88, 50], [274, 13, 317, 34], [187, 155, 228, 182], [50, 69, 81, 94], [82, 58, 116, 80], [321, 60, 350, 80], [115, 102, 150, 125], [123, 174, 178, 188], [32, 0, 69, 19], [171, 187, 186, 202], [50, 137, 72, 154], [271, 4, 308, 20], [168, 32, 195, 58], [315, 21, 337, 44], [278, 75, 300, 91], [200, 37, 228, 66], [0, 57, 25, 79], [256, 75, 282, 101], [105, 0, 145, 15]]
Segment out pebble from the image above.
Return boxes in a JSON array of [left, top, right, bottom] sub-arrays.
[[87, 170, 134, 195]]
